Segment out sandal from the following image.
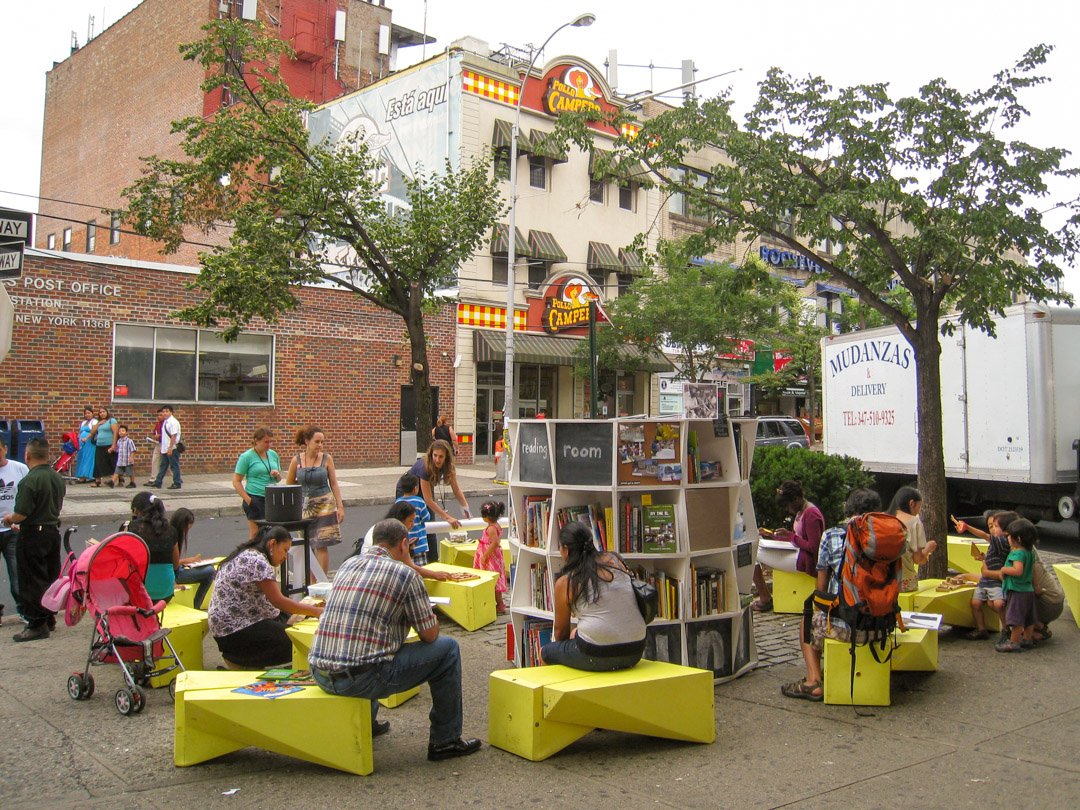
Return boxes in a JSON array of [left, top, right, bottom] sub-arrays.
[[964, 629, 989, 640], [781, 679, 823, 701], [994, 640, 1022, 653], [1034, 627, 1052, 642], [750, 599, 773, 613]]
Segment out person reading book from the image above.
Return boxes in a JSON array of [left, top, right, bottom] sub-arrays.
[[540, 521, 646, 672], [309, 519, 481, 761]]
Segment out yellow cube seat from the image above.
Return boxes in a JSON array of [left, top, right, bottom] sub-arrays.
[[171, 557, 223, 610], [285, 620, 420, 708], [1053, 563, 1080, 628], [422, 562, 499, 631], [946, 537, 989, 576], [438, 538, 513, 570], [891, 627, 938, 672], [173, 671, 373, 775], [822, 638, 891, 706], [151, 602, 208, 688], [771, 569, 816, 614], [911, 579, 1001, 631], [488, 660, 715, 761]]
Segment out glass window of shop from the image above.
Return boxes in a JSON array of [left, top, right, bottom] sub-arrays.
[[113, 324, 273, 404], [517, 363, 556, 418]]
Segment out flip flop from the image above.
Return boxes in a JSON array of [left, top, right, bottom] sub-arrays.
[[781, 679, 823, 701]]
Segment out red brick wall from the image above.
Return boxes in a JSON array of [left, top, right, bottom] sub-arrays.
[[0, 254, 456, 473]]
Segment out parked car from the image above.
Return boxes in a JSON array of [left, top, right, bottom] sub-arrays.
[[755, 416, 810, 449]]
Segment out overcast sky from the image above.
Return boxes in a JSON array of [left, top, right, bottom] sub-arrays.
[[2, 0, 1077, 290]]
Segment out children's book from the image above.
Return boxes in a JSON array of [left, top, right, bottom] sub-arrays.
[[232, 681, 306, 699], [641, 504, 677, 554]]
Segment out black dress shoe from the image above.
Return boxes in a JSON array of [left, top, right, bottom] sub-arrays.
[[13, 625, 49, 642], [167, 484, 182, 490], [372, 719, 391, 737], [47, 616, 57, 631], [427, 737, 481, 761]]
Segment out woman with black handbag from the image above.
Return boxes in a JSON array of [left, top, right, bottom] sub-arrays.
[[540, 521, 647, 672]]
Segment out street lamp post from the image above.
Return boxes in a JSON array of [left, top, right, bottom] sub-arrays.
[[503, 12, 596, 432]]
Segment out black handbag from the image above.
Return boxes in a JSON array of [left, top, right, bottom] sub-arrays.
[[631, 577, 660, 624], [174, 441, 187, 454]]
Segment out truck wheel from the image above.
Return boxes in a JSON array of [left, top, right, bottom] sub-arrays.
[[1058, 495, 1077, 521]]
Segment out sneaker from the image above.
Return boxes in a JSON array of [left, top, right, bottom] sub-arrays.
[[964, 629, 989, 640], [994, 640, 1022, 653], [12, 625, 49, 642], [427, 737, 481, 761], [372, 719, 391, 737], [47, 616, 56, 631], [127, 482, 136, 488], [167, 484, 182, 490], [143, 481, 157, 486]]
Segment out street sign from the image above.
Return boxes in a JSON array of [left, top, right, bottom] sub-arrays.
[[0, 208, 33, 246], [0, 245, 22, 278]]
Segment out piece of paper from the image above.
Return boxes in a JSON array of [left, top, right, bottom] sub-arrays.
[[429, 596, 451, 605], [900, 611, 943, 631]]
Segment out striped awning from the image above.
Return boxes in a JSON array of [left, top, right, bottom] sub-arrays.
[[492, 119, 532, 153], [473, 329, 673, 372], [528, 129, 568, 162], [490, 223, 532, 257], [587, 242, 621, 272], [619, 248, 644, 271], [528, 230, 567, 263], [589, 148, 646, 181]]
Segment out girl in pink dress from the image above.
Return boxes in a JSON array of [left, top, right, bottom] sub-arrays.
[[474, 501, 508, 613]]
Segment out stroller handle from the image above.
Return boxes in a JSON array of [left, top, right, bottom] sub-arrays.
[[63, 526, 78, 554]]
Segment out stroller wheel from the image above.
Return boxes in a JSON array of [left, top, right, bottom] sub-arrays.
[[67, 673, 94, 701], [131, 685, 146, 714], [115, 687, 136, 716], [168, 678, 177, 701]]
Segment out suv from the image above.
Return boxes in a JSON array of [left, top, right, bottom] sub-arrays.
[[754, 416, 810, 449]]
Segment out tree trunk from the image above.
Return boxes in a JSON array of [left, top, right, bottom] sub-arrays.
[[912, 323, 949, 580], [406, 307, 435, 455]]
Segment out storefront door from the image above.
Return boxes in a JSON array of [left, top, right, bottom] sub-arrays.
[[475, 386, 505, 458]]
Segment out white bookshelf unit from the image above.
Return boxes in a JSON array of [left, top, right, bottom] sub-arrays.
[[507, 416, 761, 683]]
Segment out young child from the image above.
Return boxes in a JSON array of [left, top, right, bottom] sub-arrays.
[[112, 424, 137, 489], [993, 518, 1038, 653], [396, 473, 433, 566], [952, 510, 1017, 640], [474, 500, 508, 613]]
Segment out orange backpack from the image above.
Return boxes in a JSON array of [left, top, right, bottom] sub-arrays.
[[834, 511, 907, 653]]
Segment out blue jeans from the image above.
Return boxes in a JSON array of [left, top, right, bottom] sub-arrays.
[[312, 636, 462, 746], [152, 451, 182, 486], [0, 530, 22, 619], [541, 637, 644, 672], [175, 564, 215, 610]]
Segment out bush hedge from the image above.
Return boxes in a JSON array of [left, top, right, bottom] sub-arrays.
[[749, 446, 874, 529]]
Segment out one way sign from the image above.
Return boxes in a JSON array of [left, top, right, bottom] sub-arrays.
[[0, 208, 34, 280]]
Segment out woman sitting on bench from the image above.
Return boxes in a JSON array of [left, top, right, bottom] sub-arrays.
[[208, 525, 323, 669], [541, 522, 646, 672]]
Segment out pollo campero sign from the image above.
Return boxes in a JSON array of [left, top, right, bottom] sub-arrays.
[[529, 274, 606, 335]]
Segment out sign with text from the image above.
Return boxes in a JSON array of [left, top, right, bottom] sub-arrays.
[[0, 208, 33, 280], [527, 272, 607, 336], [516, 422, 552, 484], [554, 421, 612, 485]]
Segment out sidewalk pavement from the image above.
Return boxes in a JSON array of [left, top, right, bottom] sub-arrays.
[[59, 461, 505, 524]]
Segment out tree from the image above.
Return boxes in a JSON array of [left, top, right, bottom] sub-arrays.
[[585, 239, 794, 382], [751, 301, 829, 429], [122, 19, 503, 450], [606, 44, 1078, 576]]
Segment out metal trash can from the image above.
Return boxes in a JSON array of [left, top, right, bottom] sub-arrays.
[[0, 419, 11, 456], [13, 419, 45, 463]]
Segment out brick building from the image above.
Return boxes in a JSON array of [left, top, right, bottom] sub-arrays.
[[1, 251, 458, 472]]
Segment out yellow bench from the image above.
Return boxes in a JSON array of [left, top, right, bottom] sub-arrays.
[[488, 660, 715, 761], [772, 569, 815, 614], [891, 627, 938, 672], [899, 579, 1001, 631], [438, 538, 513, 570], [946, 537, 989, 576], [285, 619, 420, 709], [171, 557, 223, 610], [1053, 563, 1080, 628], [824, 626, 939, 705], [174, 670, 373, 775], [422, 562, 500, 631], [151, 602, 208, 688]]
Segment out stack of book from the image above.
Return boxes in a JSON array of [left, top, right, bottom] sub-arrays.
[[521, 617, 553, 667], [618, 501, 678, 554], [555, 503, 610, 551], [528, 562, 553, 611], [522, 495, 551, 548], [689, 564, 726, 617]]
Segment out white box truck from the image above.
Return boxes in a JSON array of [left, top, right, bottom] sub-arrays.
[[821, 302, 1080, 521]]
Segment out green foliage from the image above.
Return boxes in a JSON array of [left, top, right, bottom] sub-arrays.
[[749, 445, 874, 529]]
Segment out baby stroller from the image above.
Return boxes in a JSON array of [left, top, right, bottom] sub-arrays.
[[53, 430, 79, 479], [60, 530, 185, 715]]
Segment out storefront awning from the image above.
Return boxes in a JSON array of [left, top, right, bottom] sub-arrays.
[[587, 241, 621, 272], [528, 230, 567, 263], [618, 248, 643, 272], [492, 119, 532, 153], [490, 223, 532, 257], [588, 148, 646, 181], [528, 130, 568, 162], [473, 329, 673, 372]]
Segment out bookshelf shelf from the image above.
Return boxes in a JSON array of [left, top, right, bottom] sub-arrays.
[[507, 416, 760, 683]]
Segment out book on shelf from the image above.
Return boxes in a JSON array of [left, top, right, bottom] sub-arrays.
[[555, 503, 607, 552], [521, 617, 554, 668], [641, 503, 677, 554], [630, 565, 680, 620], [522, 494, 551, 548], [690, 564, 726, 617], [529, 561, 553, 611], [687, 430, 722, 484]]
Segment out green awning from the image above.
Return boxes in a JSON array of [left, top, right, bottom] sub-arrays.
[[528, 129, 568, 162], [589, 148, 646, 181], [587, 241, 621, 272], [528, 230, 567, 263], [473, 329, 673, 372], [619, 248, 644, 271], [492, 119, 532, 153], [490, 223, 531, 257]]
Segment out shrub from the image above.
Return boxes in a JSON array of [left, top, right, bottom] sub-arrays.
[[749, 446, 874, 529]]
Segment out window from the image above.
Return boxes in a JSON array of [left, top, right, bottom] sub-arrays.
[[528, 156, 547, 190], [668, 167, 708, 219], [589, 179, 605, 204], [62, 228, 72, 251], [616, 271, 636, 296], [493, 149, 510, 181], [618, 183, 635, 211], [86, 220, 96, 253], [113, 324, 273, 403], [588, 268, 607, 288], [526, 260, 546, 290], [46, 233, 56, 250], [110, 214, 121, 244]]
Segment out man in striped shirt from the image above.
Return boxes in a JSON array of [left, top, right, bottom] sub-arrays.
[[309, 518, 481, 762]]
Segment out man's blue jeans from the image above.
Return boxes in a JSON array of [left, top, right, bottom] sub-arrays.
[[0, 530, 22, 619], [312, 636, 462, 746], [152, 451, 182, 487]]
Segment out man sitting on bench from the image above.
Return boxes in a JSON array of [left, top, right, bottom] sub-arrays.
[[309, 518, 481, 762]]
